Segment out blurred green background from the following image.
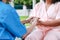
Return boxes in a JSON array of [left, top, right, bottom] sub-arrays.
[[14, 0, 40, 9], [14, 0, 40, 26], [20, 16, 30, 26]]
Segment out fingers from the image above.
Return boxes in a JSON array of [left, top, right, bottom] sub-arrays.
[[30, 17, 40, 26]]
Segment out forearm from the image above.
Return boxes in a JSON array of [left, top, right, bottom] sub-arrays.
[[21, 17, 34, 24], [41, 19, 60, 26], [22, 24, 35, 39], [22, 18, 38, 39], [21, 20, 30, 24], [27, 25, 35, 33]]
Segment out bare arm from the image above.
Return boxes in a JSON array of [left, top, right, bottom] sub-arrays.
[[22, 18, 39, 39], [38, 19, 60, 27], [21, 17, 33, 24], [21, 20, 30, 24]]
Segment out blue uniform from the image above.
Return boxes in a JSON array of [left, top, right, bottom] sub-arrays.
[[0, 2, 27, 40]]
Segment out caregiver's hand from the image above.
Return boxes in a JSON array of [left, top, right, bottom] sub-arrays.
[[21, 17, 33, 24], [22, 17, 39, 39]]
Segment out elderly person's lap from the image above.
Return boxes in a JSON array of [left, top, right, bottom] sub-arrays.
[[25, 28, 60, 40]]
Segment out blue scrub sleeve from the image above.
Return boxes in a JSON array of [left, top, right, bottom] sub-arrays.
[[2, 8, 27, 38]]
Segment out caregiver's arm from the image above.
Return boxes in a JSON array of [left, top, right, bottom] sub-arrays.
[[3, 8, 27, 38], [21, 17, 33, 24], [22, 18, 39, 39], [22, 23, 36, 39], [39, 19, 60, 26]]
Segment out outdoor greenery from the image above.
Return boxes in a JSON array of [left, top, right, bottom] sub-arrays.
[[14, 0, 40, 9], [14, 0, 32, 9], [14, 0, 32, 6], [36, 0, 40, 3], [20, 16, 30, 26]]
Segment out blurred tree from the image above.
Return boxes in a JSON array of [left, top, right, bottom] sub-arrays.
[[36, 0, 40, 3], [14, 0, 40, 9], [14, 0, 33, 9]]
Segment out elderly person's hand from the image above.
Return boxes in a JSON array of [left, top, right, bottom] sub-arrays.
[[30, 17, 40, 25], [36, 20, 42, 26]]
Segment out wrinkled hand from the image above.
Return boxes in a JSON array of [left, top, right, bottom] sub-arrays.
[[26, 17, 34, 23], [30, 17, 40, 26], [21, 17, 34, 24], [36, 20, 41, 25]]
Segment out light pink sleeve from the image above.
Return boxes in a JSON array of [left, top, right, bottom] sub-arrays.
[[56, 2, 60, 19], [29, 2, 41, 18]]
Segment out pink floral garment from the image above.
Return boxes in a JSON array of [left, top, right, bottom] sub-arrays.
[[25, 1, 60, 40]]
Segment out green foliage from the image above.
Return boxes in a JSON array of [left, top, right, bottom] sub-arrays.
[[36, 0, 40, 3], [14, 0, 40, 9], [14, 0, 32, 6]]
